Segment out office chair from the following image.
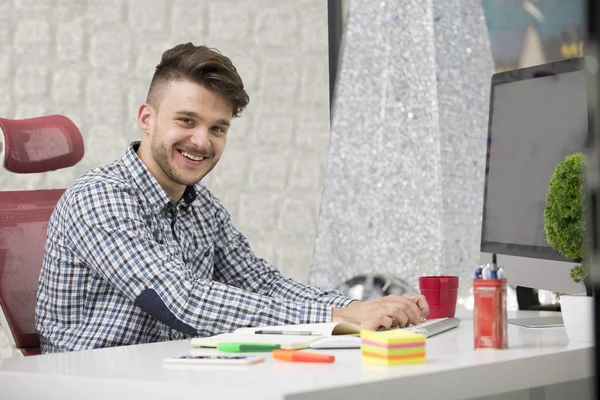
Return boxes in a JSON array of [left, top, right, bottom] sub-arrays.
[[0, 115, 84, 356]]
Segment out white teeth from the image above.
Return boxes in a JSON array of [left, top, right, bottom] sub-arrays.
[[181, 151, 204, 161]]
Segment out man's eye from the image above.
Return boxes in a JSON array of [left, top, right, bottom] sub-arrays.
[[212, 126, 225, 133], [179, 118, 193, 125]]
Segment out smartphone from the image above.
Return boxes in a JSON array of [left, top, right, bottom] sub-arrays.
[[164, 355, 265, 365]]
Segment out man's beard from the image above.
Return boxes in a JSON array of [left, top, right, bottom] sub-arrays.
[[151, 133, 218, 186]]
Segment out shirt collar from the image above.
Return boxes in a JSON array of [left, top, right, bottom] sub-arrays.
[[121, 142, 198, 214]]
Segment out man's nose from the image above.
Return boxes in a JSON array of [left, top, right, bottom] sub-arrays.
[[190, 128, 210, 149]]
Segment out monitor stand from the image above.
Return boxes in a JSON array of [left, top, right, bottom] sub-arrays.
[[507, 315, 564, 328], [508, 286, 564, 327]]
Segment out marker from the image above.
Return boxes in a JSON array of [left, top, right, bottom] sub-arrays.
[[482, 265, 491, 279], [217, 342, 280, 352], [255, 330, 321, 336], [272, 349, 335, 363], [497, 266, 505, 279], [474, 266, 483, 279]]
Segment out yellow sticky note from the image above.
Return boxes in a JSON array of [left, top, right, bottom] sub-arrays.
[[360, 329, 426, 345], [361, 354, 426, 365]]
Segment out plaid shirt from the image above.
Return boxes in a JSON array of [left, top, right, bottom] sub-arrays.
[[35, 143, 352, 353]]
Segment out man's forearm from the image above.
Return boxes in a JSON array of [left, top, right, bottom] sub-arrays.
[[267, 275, 355, 309]]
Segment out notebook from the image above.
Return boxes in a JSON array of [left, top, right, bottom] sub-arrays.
[[191, 322, 361, 350]]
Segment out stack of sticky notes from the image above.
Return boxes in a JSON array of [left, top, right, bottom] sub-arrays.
[[360, 329, 426, 365]]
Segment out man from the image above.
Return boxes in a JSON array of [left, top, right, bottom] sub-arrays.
[[35, 43, 429, 353]]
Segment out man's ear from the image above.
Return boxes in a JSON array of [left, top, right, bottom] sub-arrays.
[[138, 103, 154, 133]]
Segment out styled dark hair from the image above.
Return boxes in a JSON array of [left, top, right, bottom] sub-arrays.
[[147, 43, 249, 117]]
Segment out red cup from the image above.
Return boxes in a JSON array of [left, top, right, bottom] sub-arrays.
[[419, 276, 459, 319]]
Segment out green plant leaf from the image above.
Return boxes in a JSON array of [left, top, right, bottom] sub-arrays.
[[569, 263, 587, 285], [543, 152, 587, 283]]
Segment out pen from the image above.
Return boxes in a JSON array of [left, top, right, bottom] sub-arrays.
[[254, 330, 321, 336], [492, 253, 499, 271], [272, 349, 335, 363]]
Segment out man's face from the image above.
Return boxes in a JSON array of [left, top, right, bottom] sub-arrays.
[[138, 79, 232, 194]]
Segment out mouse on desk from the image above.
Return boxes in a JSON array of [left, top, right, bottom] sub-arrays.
[[309, 335, 361, 349]]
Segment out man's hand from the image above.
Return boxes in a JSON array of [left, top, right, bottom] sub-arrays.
[[332, 295, 430, 330]]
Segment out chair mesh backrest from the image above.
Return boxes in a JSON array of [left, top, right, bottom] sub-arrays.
[[0, 190, 64, 349], [0, 115, 84, 173]]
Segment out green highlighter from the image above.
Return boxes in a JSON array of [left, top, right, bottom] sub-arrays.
[[217, 342, 281, 353]]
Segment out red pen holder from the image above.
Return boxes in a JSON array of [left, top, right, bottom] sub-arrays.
[[473, 278, 508, 349]]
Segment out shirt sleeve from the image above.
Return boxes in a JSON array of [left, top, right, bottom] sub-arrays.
[[65, 182, 347, 337], [211, 197, 354, 311]]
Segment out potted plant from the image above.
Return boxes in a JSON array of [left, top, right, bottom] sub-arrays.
[[543, 152, 593, 342]]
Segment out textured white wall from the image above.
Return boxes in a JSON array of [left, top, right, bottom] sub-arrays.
[[0, 0, 330, 280], [0, 0, 330, 357]]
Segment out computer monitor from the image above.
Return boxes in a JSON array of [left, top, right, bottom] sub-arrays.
[[480, 58, 588, 294]]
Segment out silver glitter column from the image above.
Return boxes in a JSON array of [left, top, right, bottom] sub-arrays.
[[311, 0, 444, 290], [434, 0, 493, 296], [310, 0, 492, 298]]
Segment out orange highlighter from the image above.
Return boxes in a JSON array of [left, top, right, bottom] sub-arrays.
[[272, 349, 335, 363]]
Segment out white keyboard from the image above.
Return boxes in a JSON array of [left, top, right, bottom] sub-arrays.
[[403, 317, 461, 337]]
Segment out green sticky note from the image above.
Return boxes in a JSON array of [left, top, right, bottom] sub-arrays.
[[217, 342, 281, 352]]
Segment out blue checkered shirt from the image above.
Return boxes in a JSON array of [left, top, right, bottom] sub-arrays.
[[35, 143, 352, 353]]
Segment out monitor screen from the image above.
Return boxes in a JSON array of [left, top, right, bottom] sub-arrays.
[[481, 58, 588, 261]]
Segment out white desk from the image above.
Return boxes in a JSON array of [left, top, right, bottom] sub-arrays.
[[0, 311, 594, 400]]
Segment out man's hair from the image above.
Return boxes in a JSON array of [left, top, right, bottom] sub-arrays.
[[147, 43, 249, 117]]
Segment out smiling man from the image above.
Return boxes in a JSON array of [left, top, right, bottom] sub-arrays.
[[35, 43, 429, 353]]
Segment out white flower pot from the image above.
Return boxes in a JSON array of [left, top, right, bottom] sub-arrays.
[[559, 294, 595, 343]]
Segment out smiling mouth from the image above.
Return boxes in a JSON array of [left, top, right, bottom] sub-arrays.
[[179, 150, 206, 162]]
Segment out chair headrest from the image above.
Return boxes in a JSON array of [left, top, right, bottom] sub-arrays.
[[0, 115, 84, 174]]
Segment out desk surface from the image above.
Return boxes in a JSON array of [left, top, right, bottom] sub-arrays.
[[0, 310, 593, 400]]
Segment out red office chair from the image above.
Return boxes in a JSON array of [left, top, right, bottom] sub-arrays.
[[0, 115, 84, 356]]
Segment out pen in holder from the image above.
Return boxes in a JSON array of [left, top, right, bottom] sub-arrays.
[[473, 278, 508, 349]]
